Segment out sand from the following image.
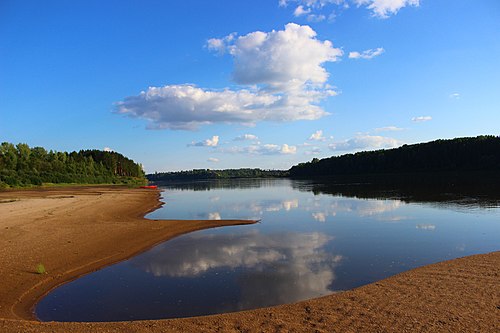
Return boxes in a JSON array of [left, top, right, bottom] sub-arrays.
[[0, 186, 498, 333]]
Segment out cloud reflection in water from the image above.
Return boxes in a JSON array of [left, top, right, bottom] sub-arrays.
[[131, 230, 342, 309]]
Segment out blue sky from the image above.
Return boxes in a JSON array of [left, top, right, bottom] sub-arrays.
[[1, 0, 499, 172]]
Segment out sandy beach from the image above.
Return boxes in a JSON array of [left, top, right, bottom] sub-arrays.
[[0, 186, 498, 333]]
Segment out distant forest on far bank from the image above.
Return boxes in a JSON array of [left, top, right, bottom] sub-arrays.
[[147, 168, 288, 182], [0, 142, 146, 188], [148, 136, 500, 182], [290, 135, 500, 178]]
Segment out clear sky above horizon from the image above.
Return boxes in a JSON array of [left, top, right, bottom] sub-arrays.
[[1, 1, 499, 173]]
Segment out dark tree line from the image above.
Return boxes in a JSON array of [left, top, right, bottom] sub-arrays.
[[147, 168, 288, 182], [289, 136, 500, 178], [0, 142, 146, 188]]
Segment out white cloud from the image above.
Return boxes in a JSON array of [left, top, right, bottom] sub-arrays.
[[103, 147, 113, 152], [281, 144, 298, 154], [206, 32, 237, 54], [280, 0, 419, 19], [189, 135, 220, 147], [304, 147, 322, 155], [353, 0, 420, 18], [117, 24, 339, 130], [449, 92, 460, 99], [116, 84, 329, 130], [412, 116, 432, 122], [294, 5, 311, 16], [309, 129, 326, 141], [329, 135, 401, 151], [374, 126, 404, 132], [219, 143, 297, 155], [234, 134, 259, 141], [307, 14, 326, 22], [348, 47, 385, 59], [213, 23, 342, 91], [207, 157, 219, 163]]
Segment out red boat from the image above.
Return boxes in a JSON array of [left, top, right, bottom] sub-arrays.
[[140, 185, 158, 189]]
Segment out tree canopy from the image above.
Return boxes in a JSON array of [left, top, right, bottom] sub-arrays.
[[0, 143, 146, 188], [147, 168, 288, 182], [289, 136, 500, 178]]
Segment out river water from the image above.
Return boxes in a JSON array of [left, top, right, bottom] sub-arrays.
[[36, 177, 500, 321]]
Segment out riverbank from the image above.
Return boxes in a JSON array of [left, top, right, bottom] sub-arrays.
[[0, 187, 498, 332]]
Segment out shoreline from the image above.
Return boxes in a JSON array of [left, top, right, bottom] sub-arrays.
[[0, 186, 498, 332], [0, 187, 255, 322]]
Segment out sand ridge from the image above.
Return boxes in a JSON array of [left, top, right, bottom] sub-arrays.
[[0, 186, 498, 332]]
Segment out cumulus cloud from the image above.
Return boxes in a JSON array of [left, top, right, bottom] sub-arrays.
[[116, 24, 339, 130], [188, 135, 220, 147], [103, 147, 113, 152], [329, 135, 401, 151], [348, 47, 385, 59], [210, 23, 342, 91], [207, 157, 219, 163], [374, 126, 404, 132], [412, 116, 432, 122], [281, 144, 297, 154], [280, 0, 419, 19], [116, 85, 332, 130], [234, 134, 259, 141], [309, 129, 326, 141]]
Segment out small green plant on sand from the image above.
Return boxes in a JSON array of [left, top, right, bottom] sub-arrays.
[[36, 263, 47, 274]]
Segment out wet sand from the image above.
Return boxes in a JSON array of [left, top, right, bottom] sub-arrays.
[[0, 186, 498, 332]]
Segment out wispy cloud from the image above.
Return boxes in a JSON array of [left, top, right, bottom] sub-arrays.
[[348, 47, 385, 59], [294, 5, 311, 16], [307, 13, 326, 22], [374, 126, 404, 132], [353, 0, 419, 18], [234, 134, 259, 141], [411, 116, 432, 122], [280, 0, 419, 19], [304, 147, 322, 155], [188, 135, 220, 147], [329, 135, 401, 151], [207, 157, 219, 163], [449, 92, 460, 99], [219, 142, 297, 155]]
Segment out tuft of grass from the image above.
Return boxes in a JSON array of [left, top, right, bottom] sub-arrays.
[[36, 263, 47, 274]]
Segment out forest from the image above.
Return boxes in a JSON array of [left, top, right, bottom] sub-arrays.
[[289, 136, 500, 178], [0, 142, 146, 188], [147, 168, 288, 182]]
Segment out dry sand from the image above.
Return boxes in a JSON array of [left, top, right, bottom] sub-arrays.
[[0, 186, 498, 333]]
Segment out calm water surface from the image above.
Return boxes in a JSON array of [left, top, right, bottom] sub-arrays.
[[36, 178, 500, 321]]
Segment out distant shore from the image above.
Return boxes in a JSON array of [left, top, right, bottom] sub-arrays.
[[0, 186, 498, 332]]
